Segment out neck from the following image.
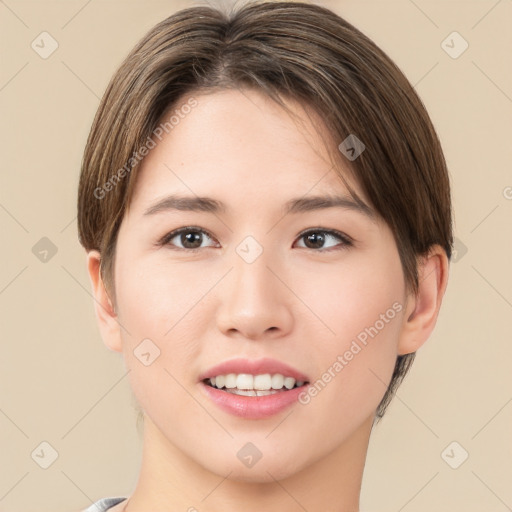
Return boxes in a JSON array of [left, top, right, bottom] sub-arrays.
[[124, 414, 374, 512]]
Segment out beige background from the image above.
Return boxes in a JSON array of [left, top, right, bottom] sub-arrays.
[[1, 0, 511, 511]]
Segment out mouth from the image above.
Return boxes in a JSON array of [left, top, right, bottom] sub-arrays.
[[202, 373, 309, 397], [200, 375, 310, 419], [198, 358, 310, 418]]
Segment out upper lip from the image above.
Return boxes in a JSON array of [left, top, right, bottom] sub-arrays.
[[199, 357, 309, 382]]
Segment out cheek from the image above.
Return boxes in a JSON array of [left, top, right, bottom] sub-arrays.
[[115, 254, 213, 340], [296, 249, 405, 351], [292, 250, 405, 424], [113, 253, 217, 408], [114, 256, 212, 423]]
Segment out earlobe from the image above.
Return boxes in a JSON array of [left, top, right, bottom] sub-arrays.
[[397, 245, 449, 355], [86, 250, 123, 353]]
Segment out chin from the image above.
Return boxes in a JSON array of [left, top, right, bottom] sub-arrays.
[[199, 445, 310, 484], [216, 462, 300, 484]]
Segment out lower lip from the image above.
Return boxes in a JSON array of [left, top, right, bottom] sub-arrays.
[[200, 381, 308, 419]]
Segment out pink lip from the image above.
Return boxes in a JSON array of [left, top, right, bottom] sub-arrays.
[[199, 382, 308, 419], [198, 358, 310, 419], [198, 357, 309, 382]]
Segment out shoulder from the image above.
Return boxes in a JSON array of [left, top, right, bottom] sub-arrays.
[[78, 497, 128, 512]]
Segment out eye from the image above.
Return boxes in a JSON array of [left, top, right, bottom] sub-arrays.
[[158, 227, 352, 252], [294, 229, 352, 251], [159, 227, 218, 251]]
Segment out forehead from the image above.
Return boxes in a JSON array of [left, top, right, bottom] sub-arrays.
[[128, 88, 365, 215]]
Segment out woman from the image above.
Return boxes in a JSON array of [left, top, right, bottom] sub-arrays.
[[77, 1, 452, 510]]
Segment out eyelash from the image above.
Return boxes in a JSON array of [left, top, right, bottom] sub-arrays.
[[158, 226, 353, 253]]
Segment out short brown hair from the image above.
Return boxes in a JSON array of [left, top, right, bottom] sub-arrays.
[[77, 0, 452, 420]]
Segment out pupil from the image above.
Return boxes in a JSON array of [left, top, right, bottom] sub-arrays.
[[183, 231, 201, 248], [307, 232, 324, 248]]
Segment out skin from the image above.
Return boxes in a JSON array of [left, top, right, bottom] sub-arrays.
[[86, 88, 449, 512]]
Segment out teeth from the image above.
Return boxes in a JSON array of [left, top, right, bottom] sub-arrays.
[[254, 374, 272, 390], [225, 373, 237, 388], [236, 374, 253, 389], [205, 373, 306, 391], [283, 377, 295, 390], [271, 374, 284, 389], [225, 388, 280, 396], [229, 388, 256, 396]]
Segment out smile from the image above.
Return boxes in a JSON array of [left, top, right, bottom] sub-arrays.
[[198, 357, 310, 418], [204, 373, 306, 396]]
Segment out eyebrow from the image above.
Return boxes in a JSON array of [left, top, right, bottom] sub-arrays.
[[143, 194, 374, 219]]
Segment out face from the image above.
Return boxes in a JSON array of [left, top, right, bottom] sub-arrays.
[[108, 88, 409, 481]]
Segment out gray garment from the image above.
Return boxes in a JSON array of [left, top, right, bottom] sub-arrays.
[[84, 497, 128, 512]]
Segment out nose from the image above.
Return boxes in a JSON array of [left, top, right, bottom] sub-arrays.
[[215, 246, 294, 341]]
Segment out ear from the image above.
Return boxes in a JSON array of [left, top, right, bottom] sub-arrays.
[[86, 250, 123, 353], [397, 245, 450, 355]]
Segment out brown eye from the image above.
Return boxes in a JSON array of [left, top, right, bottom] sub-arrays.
[[295, 229, 352, 251], [303, 232, 326, 249], [161, 227, 217, 251], [179, 230, 203, 249]]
